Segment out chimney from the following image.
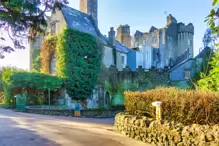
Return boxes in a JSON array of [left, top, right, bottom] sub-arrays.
[[108, 27, 116, 46]]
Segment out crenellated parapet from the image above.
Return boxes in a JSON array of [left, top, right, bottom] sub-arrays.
[[178, 23, 194, 34]]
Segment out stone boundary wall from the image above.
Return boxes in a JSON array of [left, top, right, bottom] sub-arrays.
[[114, 113, 219, 146], [25, 107, 123, 118]]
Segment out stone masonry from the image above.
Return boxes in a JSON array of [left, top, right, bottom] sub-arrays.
[[115, 113, 219, 146]]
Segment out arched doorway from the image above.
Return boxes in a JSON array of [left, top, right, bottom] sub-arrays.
[[105, 92, 110, 107]]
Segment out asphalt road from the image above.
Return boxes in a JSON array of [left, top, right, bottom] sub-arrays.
[[0, 108, 151, 146]]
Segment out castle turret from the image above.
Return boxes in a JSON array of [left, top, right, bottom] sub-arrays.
[[116, 25, 131, 48], [177, 23, 194, 58]]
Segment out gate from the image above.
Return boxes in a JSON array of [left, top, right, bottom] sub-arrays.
[[15, 94, 27, 112]]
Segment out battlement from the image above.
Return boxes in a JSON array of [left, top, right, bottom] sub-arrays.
[[178, 23, 194, 34]]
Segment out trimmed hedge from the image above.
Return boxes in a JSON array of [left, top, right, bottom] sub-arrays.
[[124, 88, 219, 125]]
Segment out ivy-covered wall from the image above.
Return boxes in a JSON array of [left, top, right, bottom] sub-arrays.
[[101, 66, 169, 106], [41, 36, 57, 74], [56, 29, 101, 101]]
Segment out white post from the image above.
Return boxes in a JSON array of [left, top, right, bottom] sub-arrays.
[[152, 101, 162, 120]]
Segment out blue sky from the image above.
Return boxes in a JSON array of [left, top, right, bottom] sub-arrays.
[[0, 0, 213, 70]]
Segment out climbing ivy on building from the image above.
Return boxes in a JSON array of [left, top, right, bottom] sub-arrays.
[[41, 36, 57, 74], [56, 29, 101, 100], [32, 49, 41, 72]]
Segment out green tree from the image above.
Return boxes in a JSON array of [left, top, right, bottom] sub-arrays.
[[0, 0, 68, 57], [198, 0, 219, 91]]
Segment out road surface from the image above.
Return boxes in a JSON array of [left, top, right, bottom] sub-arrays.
[[0, 108, 151, 146]]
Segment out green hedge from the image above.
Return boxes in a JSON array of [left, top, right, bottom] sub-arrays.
[[124, 88, 219, 125], [2, 70, 64, 106]]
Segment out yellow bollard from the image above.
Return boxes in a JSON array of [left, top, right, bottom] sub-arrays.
[[152, 101, 162, 120]]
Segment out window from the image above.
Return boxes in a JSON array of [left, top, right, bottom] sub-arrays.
[[153, 37, 158, 43], [188, 39, 190, 45], [184, 70, 190, 79], [121, 54, 127, 68], [51, 23, 56, 35], [122, 55, 125, 64], [145, 51, 148, 61]]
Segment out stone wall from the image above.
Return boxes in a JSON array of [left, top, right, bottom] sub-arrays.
[[25, 107, 123, 118], [115, 113, 219, 146]]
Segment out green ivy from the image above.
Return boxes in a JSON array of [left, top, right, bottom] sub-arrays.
[[56, 29, 101, 100], [32, 49, 41, 72]]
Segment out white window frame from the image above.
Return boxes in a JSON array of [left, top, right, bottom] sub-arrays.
[[121, 54, 127, 68]]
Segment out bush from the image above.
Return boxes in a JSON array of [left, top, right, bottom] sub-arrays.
[[124, 88, 219, 125], [2, 70, 64, 107]]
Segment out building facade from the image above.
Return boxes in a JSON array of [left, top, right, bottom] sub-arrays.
[[117, 14, 194, 69], [80, 0, 98, 26]]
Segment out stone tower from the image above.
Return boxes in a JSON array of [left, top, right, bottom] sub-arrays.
[[80, 0, 98, 26], [177, 23, 194, 58], [116, 25, 131, 48]]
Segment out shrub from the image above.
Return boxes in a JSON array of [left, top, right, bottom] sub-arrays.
[[124, 88, 219, 125], [2, 70, 64, 107]]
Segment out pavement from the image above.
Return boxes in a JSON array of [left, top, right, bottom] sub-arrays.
[[0, 108, 152, 146]]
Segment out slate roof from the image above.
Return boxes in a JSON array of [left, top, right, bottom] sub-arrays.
[[61, 5, 98, 37], [60, 5, 109, 45], [169, 58, 195, 72], [115, 41, 134, 53], [195, 47, 211, 58], [59, 5, 132, 53], [149, 26, 158, 33]]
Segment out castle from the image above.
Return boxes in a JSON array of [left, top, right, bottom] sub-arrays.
[[29, 0, 194, 72], [114, 15, 194, 69]]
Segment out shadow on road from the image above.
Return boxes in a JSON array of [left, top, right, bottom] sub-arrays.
[[0, 116, 59, 146]]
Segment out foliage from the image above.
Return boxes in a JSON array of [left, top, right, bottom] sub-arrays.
[[198, 0, 219, 91], [0, 0, 68, 58], [198, 52, 219, 92], [0, 92, 5, 103], [205, 0, 219, 36], [32, 49, 42, 72], [41, 36, 57, 74], [2, 70, 64, 107], [124, 88, 219, 125], [203, 28, 215, 49], [0, 66, 23, 92], [56, 29, 101, 100], [2, 70, 64, 91]]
